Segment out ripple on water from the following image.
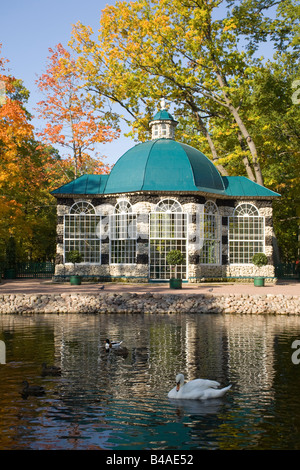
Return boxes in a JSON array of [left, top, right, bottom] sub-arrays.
[[1, 313, 300, 450]]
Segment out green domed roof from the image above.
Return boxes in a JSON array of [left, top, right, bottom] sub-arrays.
[[103, 138, 225, 194], [151, 109, 177, 121]]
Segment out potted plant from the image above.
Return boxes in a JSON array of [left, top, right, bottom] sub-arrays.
[[4, 237, 17, 279], [252, 253, 268, 287], [65, 250, 83, 285], [166, 249, 184, 289]]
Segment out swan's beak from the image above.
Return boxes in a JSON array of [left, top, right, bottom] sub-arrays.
[[176, 382, 180, 392]]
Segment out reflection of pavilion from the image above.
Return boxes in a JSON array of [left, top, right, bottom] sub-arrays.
[[222, 314, 300, 405], [224, 315, 275, 396], [50, 314, 300, 403]]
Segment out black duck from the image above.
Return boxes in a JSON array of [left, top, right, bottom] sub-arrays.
[[41, 362, 61, 376], [21, 381, 45, 398]]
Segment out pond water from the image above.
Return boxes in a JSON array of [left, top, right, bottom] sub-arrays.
[[0, 312, 300, 451]]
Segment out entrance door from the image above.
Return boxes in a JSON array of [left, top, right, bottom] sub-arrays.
[[149, 199, 187, 281]]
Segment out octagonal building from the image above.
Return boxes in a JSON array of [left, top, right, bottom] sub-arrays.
[[52, 102, 280, 283]]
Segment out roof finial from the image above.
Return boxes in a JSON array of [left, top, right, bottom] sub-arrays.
[[160, 97, 166, 110]]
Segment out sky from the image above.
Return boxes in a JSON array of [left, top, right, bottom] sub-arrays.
[[0, 0, 132, 166], [0, 0, 277, 167]]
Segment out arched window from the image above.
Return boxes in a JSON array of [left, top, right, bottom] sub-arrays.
[[64, 201, 101, 263], [200, 201, 221, 264], [228, 203, 264, 264], [150, 199, 187, 280], [114, 200, 132, 214], [69, 201, 96, 214], [234, 203, 259, 217], [155, 199, 182, 213], [110, 200, 137, 264]]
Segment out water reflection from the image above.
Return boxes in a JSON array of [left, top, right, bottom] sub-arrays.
[[0, 313, 300, 450]]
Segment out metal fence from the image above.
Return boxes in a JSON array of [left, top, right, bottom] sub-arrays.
[[275, 263, 300, 280], [1, 262, 55, 279], [0, 261, 299, 281]]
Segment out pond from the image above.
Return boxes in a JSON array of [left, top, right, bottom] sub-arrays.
[[0, 312, 300, 451]]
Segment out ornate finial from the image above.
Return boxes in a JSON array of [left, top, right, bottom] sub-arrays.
[[160, 97, 166, 110]]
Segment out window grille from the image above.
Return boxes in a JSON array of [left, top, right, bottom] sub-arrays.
[[155, 199, 182, 213], [153, 124, 159, 138], [110, 201, 137, 264], [64, 214, 102, 263], [70, 201, 96, 214], [199, 201, 221, 264], [228, 203, 264, 264], [150, 199, 187, 280]]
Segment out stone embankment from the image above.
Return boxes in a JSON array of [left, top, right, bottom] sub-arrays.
[[0, 292, 299, 315]]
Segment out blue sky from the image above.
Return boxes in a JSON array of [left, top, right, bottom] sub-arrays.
[[0, 0, 276, 166], [0, 0, 132, 165]]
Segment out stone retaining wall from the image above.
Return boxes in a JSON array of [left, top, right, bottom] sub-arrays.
[[0, 292, 299, 315]]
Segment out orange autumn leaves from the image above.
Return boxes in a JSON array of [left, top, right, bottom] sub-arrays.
[[0, 43, 119, 257], [36, 44, 119, 177], [0, 46, 35, 240]]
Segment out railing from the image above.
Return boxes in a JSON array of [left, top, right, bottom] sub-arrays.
[[1, 262, 55, 279], [275, 263, 300, 280]]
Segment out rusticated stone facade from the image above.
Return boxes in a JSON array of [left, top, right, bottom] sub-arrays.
[[54, 192, 276, 283]]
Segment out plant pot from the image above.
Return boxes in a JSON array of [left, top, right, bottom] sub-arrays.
[[169, 278, 182, 289], [4, 268, 16, 279], [70, 275, 82, 285], [254, 276, 265, 287]]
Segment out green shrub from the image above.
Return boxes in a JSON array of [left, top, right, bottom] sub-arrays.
[[65, 250, 83, 265], [166, 250, 184, 266], [252, 253, 268, 267]]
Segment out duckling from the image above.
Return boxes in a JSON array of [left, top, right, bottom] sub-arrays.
[[20, 381, 45, 398], [41, 362, 61, 376]]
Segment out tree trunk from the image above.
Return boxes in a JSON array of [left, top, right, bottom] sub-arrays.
[[187, 96, 229, 176], [238, 132, 256, 181], [215, 70, 264, 186]]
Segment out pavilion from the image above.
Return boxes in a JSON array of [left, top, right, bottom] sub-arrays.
[[52, 101, 280, 282]]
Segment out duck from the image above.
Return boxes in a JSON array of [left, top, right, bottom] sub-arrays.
[[168, 373, 232, 400], [105, 339, 123, 350], [20, 381, 46, 398], [41, 362, 61, 376]]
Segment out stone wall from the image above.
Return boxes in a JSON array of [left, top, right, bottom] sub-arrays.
[[0, 292, 299, 315]]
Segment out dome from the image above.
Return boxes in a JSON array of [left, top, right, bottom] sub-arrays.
[[52, 101, 280, 199], [103, 138, 225, 194], [151, 109, 177, 121]]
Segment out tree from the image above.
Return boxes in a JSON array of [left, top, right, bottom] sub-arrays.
[[0, 44, 34, 249], [70, 0, 298, 185], [1, 44, 73, 262], [36, 43, 120, 178], [69, 0, 299, 261]]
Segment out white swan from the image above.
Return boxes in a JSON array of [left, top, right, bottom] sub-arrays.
[[168, 373, 232, 400]]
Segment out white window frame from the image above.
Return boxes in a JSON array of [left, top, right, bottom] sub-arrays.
[[64, 202, 102, 264], [228, 203, 265, 265], [110, 201, 137, 265], [199, 201, 221, 265], [149, 199, 188, 280]]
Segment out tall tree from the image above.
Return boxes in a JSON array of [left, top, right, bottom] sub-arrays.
[[36, 43, 119, 178], [70, 0, 296, 185], [1, 44, 77, 262], [0, 44, 34, 246]]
